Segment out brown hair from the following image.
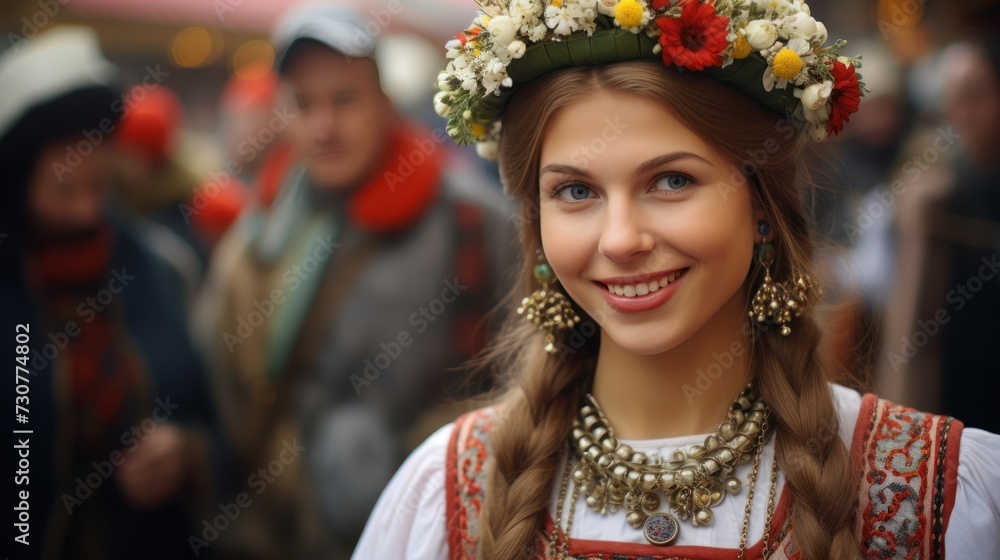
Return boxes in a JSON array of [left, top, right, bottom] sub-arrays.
[[473, 60, 858, 559]]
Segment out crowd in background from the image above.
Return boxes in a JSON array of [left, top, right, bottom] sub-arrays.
[[1, 0, 998, 558]]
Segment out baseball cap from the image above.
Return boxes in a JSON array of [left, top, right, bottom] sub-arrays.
[[271, 3, 377, 71]]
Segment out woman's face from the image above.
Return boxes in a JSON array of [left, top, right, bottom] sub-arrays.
[[538, 89, 761, 355]]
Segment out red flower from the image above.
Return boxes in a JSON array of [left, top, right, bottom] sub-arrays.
[[655, 1, 730, 71], [456, 25, 482, 47], [827, 60, 862, 137]]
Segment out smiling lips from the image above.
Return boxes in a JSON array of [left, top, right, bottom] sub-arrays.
[[594, 268, 689, 312]]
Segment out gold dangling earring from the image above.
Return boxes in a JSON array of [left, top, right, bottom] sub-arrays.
[[749, 221, 822, 336], [518, 251, 581, 354]]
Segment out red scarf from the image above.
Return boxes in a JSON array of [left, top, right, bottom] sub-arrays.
[[26, 226, 144, 458], [253, 123, 444, 232]]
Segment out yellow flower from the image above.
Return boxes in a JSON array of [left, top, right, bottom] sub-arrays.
[[550, 0, 563, 7], [733, 36, 752, 60], [771, 48, 802, 80], [470, 123, 487, 138], [615, 0, 644, 29]]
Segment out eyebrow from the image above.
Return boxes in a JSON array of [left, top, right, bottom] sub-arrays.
[[539, 151, 712, 179]]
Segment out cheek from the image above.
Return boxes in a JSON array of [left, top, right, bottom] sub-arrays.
[[539, 204, 594, 283]]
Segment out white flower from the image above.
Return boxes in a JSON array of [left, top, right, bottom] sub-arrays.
[[510, 0, 544, 35], [488, 16, 518, 47], [578, 0, 598, 10], [750, 0, 769, 13], [780, 12, 817, 40], [811, 21, 827, 46], [745, 19, 778, 50], [483, 4, 503, 17], [445, 38, 462, 51], [437, 75, 451, 91], [837, 55, 853, 67], [476, 140, 499, 160], [579, 7, 598, 35], [508, 39, 527, 58], [481, 57, 509, 94], [796, 80, 832, 124], [771, 0, 795, 16], [433, 91, 451, 117], [528, 22, 549, 42], [545, 3, 583, 36], [596, 0, 617, 17], [461, 77, 478, 94], [800, 80, 832, 111]]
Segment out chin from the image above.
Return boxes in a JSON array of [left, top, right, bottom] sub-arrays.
[[600, 319, 694, 356]]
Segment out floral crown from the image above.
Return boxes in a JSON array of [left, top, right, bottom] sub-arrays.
[[435, 0, 867, 159]]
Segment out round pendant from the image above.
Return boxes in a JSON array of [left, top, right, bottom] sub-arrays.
[[642, 512, 679, 545]]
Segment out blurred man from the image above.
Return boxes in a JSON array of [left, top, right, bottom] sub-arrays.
[[0, 28, 218, 560], [198, 4, 516, 559], [877, 38, 1000, 433]]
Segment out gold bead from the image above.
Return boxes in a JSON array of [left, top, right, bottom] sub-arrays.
[[725, 477, 742, 494], [718, 421, 736, 440], [781, 325, 791, 336], [659, 472, 675, 488], [640, 473, 658, 492], [715, 448, 735, 464], [627, 469, 641, 486], [678, 468, 696, 485], [615, 444, 634, 460], [611, 464, 628, 481], [602, 438, 617, 453]]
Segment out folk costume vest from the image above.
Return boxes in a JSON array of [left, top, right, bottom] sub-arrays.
[[445, 394, 963, 559]]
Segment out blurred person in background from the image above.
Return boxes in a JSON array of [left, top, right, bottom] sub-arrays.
[[196, 4, 517, 559], [217, 69, 295, 209], [114, 85, 209, 306], [0, 28, 219, 559], [877, 37, 1000, 433]]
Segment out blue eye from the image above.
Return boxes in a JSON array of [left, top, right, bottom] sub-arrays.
[[556, 184, 593, 201], [655, 174, 692, 192]]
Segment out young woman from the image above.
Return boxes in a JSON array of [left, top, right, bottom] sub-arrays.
[[353, 1, 1000, 558]]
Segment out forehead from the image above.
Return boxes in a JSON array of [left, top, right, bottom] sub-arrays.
[[281, 42, 377, 92], [538, 89, 723, 173]]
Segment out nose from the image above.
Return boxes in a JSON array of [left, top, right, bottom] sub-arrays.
[[309, 106, 338, 143], [598, 197, 655, 263]]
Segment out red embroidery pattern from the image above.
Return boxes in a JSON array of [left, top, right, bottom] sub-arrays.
[[447, 408, 497, 560], [855, 396, 963, 560]]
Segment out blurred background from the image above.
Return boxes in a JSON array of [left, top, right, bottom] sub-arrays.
[[1, 0, 998, 558]]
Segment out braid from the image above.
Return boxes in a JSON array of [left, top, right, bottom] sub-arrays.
[[755, 316, 859, 558], [476, 328, 592, 560]]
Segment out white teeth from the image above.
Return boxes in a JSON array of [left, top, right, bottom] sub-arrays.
[[604, 269, 686, 298]]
